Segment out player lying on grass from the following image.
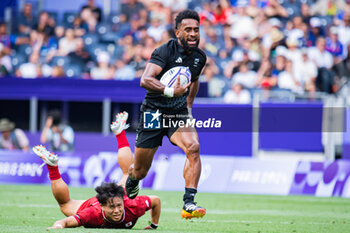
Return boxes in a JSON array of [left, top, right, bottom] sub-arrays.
[[33, 112, 161, 229]]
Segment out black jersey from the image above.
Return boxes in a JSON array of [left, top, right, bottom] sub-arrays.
[[141, 39, 206, 113]]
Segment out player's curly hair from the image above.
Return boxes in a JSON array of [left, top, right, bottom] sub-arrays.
[[174, 10, 200, 30], [95, 182, 125, 206]]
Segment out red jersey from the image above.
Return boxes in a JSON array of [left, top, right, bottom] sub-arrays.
[[73, 195, 152, 229]]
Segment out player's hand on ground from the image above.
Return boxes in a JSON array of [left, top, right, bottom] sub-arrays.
[[47, 222, 64, 229], [173, 77, 191, 97]]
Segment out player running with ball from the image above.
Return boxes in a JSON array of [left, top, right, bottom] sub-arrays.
[[33, 112, 161, 229], [125, 10, 207, 219]]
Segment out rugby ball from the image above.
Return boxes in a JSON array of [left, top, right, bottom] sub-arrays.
[[160, 66, 191, 88]]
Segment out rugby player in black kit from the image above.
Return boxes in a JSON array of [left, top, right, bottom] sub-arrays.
[[125, 10, 207, 219]]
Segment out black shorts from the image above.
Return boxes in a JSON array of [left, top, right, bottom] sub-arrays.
[[135, 108, 189, 148]]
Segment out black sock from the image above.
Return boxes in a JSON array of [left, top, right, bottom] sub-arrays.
[[183, 187, 197, 204]]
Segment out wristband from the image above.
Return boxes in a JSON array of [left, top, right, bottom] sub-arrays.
[[150, 223, 158, 229], [163, 86, 174, 97]]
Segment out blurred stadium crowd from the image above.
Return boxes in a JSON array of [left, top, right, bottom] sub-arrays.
[[0, 0, 350, 102]]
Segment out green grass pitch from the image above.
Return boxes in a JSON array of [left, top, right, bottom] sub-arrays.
[[0, 184, 349, 233]]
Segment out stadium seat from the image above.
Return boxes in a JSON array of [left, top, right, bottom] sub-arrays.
[[100, 32, 120, 44], [107, 13, 120, 25], [320, 16, 333, 27], [11, 54, 27, 71], [17, 44, 33, 57], [82, 33, 100, 48], [86, 43, 109, 61], [65, 64, 82, 78], [63, 12, 77, 27], [96, 23, 112, 35], [50, 56, 71, 67]]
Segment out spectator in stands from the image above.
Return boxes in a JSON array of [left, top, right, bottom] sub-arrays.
[[311, 0, 346, 16], [156, 29, 173, 47], [264, 0, 288, 18], [199, 61, 223, 97], [128, 44, 147, 78], [0, 118, 29, 152], [148, 0, 172, 25], [16, 51, 42, 78], [261, 18, 285, 58], [18, 3, 37, 35], [285, 37, 302, 69], [277, 59, 302, 93], [72, 16, 88, 37], [326, 26, 346, 78], [80, 7, 97, 33], [212, 1, 231, 25], [296, 49, 317, 93], [147, 15, 167, 42], [120, 0, 148, 25], [90, 51, 113, 80], [54, 25, 65, 41], [57, 28, 77, 56], [160, 0, 188, 12], [307, 37, 336, 93], [51, 66, 65, 78], [300, 3, 312, 24], [113, 59, 136, 80], [337, 14, 350, 57], [32, 28, 58, 61], [216, 48, 231, 77], [40, 110, 74, 152], [141, 35, 157, 59], [229, 4, 257, 41], [232, 62, 257, 89], [34, 11, 55, 36], [256, 58, 276, 89], [270, 53, 287, 86], [306, 17, 325, 47], [0, 22, 29, 54], [68, 37, 92, 77], [224, 83, 251, 104], [246, 0, 263, 18], [0, 42, 12, 76], [203, 26, 223, 57], [81, 0, 102, 22]]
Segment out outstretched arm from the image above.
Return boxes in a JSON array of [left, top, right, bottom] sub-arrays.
[[48, 216, 79, 229], [40, 117, 52, 143], [144, 195, 161, 230]]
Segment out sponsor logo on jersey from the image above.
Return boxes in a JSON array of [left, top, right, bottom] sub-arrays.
[[175, 57, 182, 63], [125, 221, 133, 227]]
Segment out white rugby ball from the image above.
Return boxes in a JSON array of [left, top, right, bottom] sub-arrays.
[[160, 66, 191, 88]]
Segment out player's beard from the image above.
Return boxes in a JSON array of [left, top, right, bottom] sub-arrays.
[[180, 37, 199, 52]]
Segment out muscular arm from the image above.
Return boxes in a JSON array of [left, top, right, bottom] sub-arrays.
[[48, 216, 79, 229], [40, 117, 52, 144], [140, 63, 164, 93], [187, 78, 199, 108], [140, 63, 190, 97], [149, 196, 161, 225], [144, 195, 161, 229]]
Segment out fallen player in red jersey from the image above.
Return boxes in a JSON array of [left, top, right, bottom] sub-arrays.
[[33, 112, 160, 229]]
